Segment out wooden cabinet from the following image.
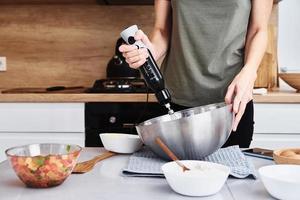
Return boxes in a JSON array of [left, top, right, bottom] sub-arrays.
[[0, 103, 84, 162], [251, 103, 300, 149]]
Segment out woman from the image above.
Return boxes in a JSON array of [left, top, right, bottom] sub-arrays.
[[119, 0, 273, 147]]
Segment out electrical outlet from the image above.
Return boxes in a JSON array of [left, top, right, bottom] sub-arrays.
[[0, 57, 7, 71]]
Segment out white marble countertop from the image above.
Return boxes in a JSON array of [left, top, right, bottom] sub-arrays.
[[0, 148, 275, 200]]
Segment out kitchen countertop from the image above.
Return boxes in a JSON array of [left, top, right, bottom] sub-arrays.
[[0, 92, 158, 103], [0, 147, 275, 200], [0, 89, 299, 103]]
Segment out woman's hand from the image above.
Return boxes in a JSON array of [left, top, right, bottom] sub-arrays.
[[119, 30, 156, 69], [225, 67, 257, 132]]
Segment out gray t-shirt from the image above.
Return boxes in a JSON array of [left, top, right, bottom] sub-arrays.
[[161, 0, 251, 107]]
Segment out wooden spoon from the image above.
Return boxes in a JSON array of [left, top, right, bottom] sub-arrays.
[[72, 151, 116, 174], [155, 137, 190, 172]]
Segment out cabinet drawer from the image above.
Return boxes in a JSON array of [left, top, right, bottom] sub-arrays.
[[85, 102, 164, 130], [254, 103, 300, 134], [251, 133, 300, 150], [0, 103, 84, 132]]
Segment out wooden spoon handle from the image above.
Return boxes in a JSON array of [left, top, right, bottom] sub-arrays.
[[155, 137, 190, 172], [92, 151, 116, 163], [155, 137, 179, 161]]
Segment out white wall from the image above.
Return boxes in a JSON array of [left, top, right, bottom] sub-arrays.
[[278, 0, 300, 72]]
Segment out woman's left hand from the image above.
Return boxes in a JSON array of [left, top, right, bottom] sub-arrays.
[[225, 67, 257, 132]]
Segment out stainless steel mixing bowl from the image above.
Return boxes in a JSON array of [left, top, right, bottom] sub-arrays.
[[136, 102, 234, 160]]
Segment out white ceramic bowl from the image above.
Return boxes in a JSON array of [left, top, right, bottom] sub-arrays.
[[259, 165, 300, 200], [161, 161, 230, 197], [99, 133, 143, 154]]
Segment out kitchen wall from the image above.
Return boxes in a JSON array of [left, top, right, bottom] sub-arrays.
[[0, 0, 98, 3], [0, 4, 154, 88], [278, 0, 300, 71], [0, 2, 279, 89]]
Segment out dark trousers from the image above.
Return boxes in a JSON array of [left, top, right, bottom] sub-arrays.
[[170, 101, 254, 148]]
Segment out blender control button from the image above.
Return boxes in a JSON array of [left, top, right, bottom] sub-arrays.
[[148, 72, 155, 79], [128, 36, 136, 45], [145, 64, 151, 70]]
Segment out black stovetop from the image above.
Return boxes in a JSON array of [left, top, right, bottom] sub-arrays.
[[86, 78, 152, 93]]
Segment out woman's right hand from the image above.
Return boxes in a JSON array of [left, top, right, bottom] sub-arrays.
[[119, 30, 156, 69]]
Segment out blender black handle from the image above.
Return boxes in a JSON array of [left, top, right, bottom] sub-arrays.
[[121, 32, 164, 91], [120, 25, 173, 112], [139, 49, 164, 91]]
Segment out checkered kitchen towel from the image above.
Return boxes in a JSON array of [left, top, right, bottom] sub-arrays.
[[123, 145, 257, 179]]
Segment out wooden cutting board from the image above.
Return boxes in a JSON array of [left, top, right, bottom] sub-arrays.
[[254, 4, 279, 89]]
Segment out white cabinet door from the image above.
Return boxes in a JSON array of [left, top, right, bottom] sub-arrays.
[[0, 103, 85, 162], [250, 133, 300, 150], [0, 132, 84, 162], [253, 103, 300, 149], [254, 103, 300, 134], [0, 103, 84, 132]]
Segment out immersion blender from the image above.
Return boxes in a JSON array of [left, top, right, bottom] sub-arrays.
[[120, 25, 174, 114]]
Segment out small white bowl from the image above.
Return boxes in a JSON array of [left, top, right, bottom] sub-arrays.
[[161, 161, 230, 197], [99, 133, 143, 154], [259, 165, 300, 200]]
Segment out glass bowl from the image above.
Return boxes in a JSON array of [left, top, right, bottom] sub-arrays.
[[5, 143, 82, 188]]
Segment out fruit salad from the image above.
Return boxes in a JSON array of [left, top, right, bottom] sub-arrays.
[[7, 144, 81, 188]]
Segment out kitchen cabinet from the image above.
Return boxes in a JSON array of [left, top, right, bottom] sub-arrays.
[[1, 101, 300, 161], [0, 103, 84, 162], [251, 103, 300, 149]]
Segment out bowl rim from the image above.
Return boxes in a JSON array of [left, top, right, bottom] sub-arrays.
[[99, 133, 141, 139], [161, 160, 231, 177], [258, 164, 300, 184], [136, 102, 231, 127], [5, 143, 83, 157], [278, 72, 300, 75]]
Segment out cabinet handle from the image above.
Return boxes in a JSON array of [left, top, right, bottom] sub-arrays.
[[122, 123, 136, 128]]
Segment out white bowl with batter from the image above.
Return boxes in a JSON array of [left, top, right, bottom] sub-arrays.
[[161, 160, 230, 196]]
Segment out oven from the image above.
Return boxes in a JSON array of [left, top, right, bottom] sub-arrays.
[[85, 102, 164, 147]]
